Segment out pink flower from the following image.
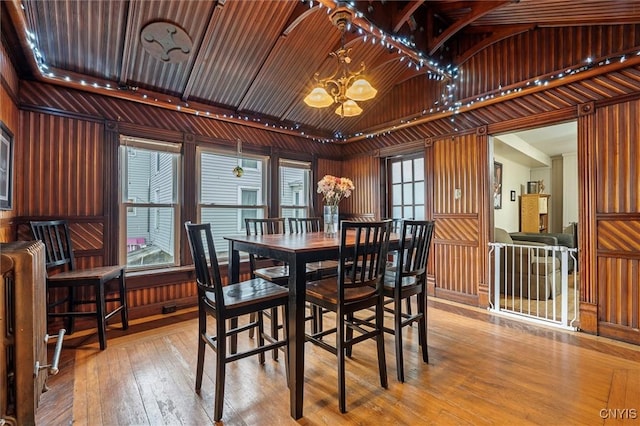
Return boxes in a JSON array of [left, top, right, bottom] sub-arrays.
[[317, 175, 355, 206]]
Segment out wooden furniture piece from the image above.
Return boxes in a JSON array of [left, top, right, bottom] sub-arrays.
[[382, 220, 435, 382], [184, 222, 289, 422], [225, 227, 402, 419], [1, 241, 63, 426], [30, 220, 128, 350], [305, 221, 392, 413], [520, 194, 550, 233], [288, 217, 339, 277]]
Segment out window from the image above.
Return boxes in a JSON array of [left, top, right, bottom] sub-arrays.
[[198, 148, 267, 260], [120, 136, 181, 269], [240, 158, 258, 170], [388, 154, 425, 220], [279, 159, 311, 221]]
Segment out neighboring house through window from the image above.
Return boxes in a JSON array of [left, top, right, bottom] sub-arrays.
[[119, 136, 181, 269]]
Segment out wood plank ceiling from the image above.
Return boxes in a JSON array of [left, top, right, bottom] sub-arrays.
[[5, 0, 640, 141]]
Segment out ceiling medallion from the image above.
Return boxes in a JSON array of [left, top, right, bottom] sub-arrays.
[[140, 21, 192, 63]]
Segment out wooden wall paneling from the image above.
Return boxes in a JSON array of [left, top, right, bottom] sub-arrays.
[[19, 112, 105, 217], [0, 42, 20, 242], [476, 128, 491, 307], [339, 154, 380, 219], [315, 157, 342, 216], [432, 133, 482, 303], [577, 102, 597, 333], [593, 98, 640, 344], [103, 124, 119, 265]]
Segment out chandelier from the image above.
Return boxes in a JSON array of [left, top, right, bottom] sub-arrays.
[[303, 8, 377, 117]]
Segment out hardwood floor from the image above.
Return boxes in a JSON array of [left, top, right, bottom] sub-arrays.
[[36, 298, 640, 425]]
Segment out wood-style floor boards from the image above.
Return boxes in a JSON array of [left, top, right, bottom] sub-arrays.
[[36, 299, 640, 425]]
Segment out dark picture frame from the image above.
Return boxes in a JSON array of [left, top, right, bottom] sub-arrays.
[[493, 161, 502, 209], [0, 122, 14, 210]]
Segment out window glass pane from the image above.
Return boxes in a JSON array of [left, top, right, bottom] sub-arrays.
[[414, 158, 424, 181], [199, 149, 267, 257], [392, 206, 403, 218], [121, 140, 179, 270], [392, 183, 402, 205], [240, 158, 258, 169], [403, 206, 414, 219], [403, 183, 413, 204], [402, 160, 413, 181], [125, 207, 175, 267], [391, 162, 402, 184], [414, 205, 425, 220], [200, 151, 264, 204], [279, 160, 310, 220], [415, 181, 425, 204]]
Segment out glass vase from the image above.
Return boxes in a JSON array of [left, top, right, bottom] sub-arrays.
[[323, 204, 339, 237]]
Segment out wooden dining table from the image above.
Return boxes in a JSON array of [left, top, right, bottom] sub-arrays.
[[225, 230, 399, 420]]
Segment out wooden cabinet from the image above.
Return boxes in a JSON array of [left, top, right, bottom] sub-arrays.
[[520, 194, 550, 233]]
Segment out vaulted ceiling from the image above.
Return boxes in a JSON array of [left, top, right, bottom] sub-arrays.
[[3, 0, 640, 141]]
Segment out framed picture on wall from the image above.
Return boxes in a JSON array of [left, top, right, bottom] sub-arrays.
[[493, 161, 502, 209], [0, 122, 14, 210]]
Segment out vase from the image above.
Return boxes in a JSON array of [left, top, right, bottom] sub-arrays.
[[323, 204, 339, 237]]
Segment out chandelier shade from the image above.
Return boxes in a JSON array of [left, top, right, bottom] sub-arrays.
[[304, 86, 334, 108], [303, 7, 376, 118], [345, 78, 377, 101], [336, 99, 362, 117]]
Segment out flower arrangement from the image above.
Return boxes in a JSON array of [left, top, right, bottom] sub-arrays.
[[317, 175, 355, 206]]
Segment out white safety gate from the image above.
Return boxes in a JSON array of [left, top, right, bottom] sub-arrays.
[[488, 242, 579, 330]]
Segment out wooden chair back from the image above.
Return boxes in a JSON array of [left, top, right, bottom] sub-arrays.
[[244, 218, 285, 236], [184, 222, 225, 309], [30, 219, 77, 272], [288, 217, 322, 233], [338, 220, 392, 300], [395, 220, 435, 286]]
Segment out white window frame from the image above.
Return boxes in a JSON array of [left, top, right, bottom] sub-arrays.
[[119, 136, 181, 270]]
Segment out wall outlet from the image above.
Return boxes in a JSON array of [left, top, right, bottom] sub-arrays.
[[454, 188, 462, 200]]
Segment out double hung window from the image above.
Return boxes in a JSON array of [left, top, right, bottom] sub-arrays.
[[120, 136, 181, 269]]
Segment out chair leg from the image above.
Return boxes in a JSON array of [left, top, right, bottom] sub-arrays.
[[418, 291, 429, 364], [67, 285, 76, 334], [96, 283, 107, 350], [257, 312, 265, 364], [248, 312, 256, 338], [195, 307, 207, 393], [282, 304, 289, 385], [395, 297, 405, 382], [271, 307, 279, 360], [345, 312, 354, 358], [376, 300, 388, 389], [337, 310, 347, 413], [405, 296, 412, 318], [214, 313, 227, 422], [118, 272, 129, 330]]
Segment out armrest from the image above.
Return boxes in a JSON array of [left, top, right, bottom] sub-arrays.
[[510, 233, 558, 246]]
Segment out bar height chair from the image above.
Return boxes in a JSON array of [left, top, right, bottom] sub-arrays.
[[184, 221, 289, 422], [305, 220, 392, 413], [30, 219, 128, 350], [383, 219, 435, 382]]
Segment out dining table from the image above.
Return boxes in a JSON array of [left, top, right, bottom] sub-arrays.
[[225, 229, 400, 420]]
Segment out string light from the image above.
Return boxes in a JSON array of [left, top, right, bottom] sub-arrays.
[[18, 0, 640, 144]]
